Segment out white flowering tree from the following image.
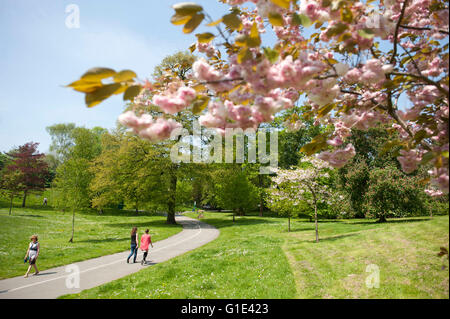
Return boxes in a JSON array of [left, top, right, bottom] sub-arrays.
[[268, 156, 331, 241]]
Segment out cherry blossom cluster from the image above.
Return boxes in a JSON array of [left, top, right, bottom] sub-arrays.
[[118, 0, 449, 194], [118, 111, 181, 142]]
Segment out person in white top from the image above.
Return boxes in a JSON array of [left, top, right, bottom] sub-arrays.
[[24, 235, 40, 278]]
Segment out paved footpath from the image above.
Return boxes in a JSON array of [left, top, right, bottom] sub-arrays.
[[0, 215, 219, 299]]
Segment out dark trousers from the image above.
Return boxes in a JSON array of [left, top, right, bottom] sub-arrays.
[[127, 244, 137, 262], [143, 251, 148, 261]]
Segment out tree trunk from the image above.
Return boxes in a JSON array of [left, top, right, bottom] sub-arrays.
[[166, 168, 177, 225], [377, 215, 387, 223], [69, 210, 75, 243], [9, 194, 13, 215], [430, 206, 433, 219], [288, 215, 291, 232], [22, 190, 27, 208], [313, 193, 319, 243], [233, 211, 235, 223], [259, 175, 263, 217]]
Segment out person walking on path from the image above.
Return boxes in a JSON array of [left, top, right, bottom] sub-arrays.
[[42, 198, 48, 206], [127, 227, 138, 264], [140, 229, 153, 265], [24, 235, 40, 278]]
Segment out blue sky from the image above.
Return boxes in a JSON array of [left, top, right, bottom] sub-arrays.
[[0, 0, 230, 153]]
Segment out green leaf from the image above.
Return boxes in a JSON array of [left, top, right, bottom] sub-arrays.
[[195, 32, 215, 43], [67, 79, 103, 93], [171, 14, 192, 26], [123, 85, 142, 101], [113, 70, 137, 83], [206, 18, 223, 27], [222, 13, 242, 30], [268, 12, 284, 27], [326, 22, 348, 37], [300, 134, 328, 156], [237, 47, 252, 64], [263, 47, 279, 64], [246, 23, 261, 47], [270, 0, 291, 9], [183, 13, 205, 34], [420, 151, 435, 165], [172, 2, 203, 16], [317, 104, 335, 118], [341, 7, 353, 23], [357, 28, 375, 39], [85, 83, 122, 107], [192, 96, 210, 114], [81, 67, 116, 81], [292, 13, 312, 27]]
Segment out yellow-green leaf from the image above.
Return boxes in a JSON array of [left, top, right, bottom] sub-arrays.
[[357, 28, 375, 39], [85, 83, 121, 107], [292, 13, 312, 27], [268, 12, 284, 27], [234, 34, 248, 47], [247, 22, 261, 47], [192, 96, 210, 114], [270, 0, 291, 9], [171, 14, 192, 25], [317, 104, 335, 118], [222, 13, 242, 30], [183, 13, 204, 34], [113, 70, 137, 83], [195, 32, 215, 43], [207, 18, 223, 27], [237, 47, 252, 64], [263, 47, 279, 63], [123, 85, 142, 101], [67, 79, 102, 93], [172, 2, 203, 16], [81, 67, 116, 81]]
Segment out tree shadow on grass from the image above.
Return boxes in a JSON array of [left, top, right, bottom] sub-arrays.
[[196, 217, 279, 229], [15, 214, 45, 218], [106, 220, 182, 229], [76, 237, 129, 244], [289, 227, 315, 233], [349, 217, 432, 225]]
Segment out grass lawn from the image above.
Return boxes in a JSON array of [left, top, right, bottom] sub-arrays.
[[0, 204, 182, 279], [60, 212, 449, 299]]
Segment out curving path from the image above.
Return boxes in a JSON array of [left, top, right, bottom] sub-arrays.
[[0, 215, 219, 299]]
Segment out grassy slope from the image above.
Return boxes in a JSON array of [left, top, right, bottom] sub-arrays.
[[0, 206, 182, 279], [61, 212, 449, 299], [61, 212, 297, 299]]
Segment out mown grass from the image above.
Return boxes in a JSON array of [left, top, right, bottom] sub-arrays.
[[61, 212, 297, 299], [0, 203, 182, 279], [61, 212, 449, 299]]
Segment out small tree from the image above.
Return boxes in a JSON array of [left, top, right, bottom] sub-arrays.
[[0, 170, 24, 215], [269, 157, 331, 241], [5, 142, 48, 207]]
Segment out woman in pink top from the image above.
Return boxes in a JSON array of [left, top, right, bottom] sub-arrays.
[[140, 229, 153, 265]]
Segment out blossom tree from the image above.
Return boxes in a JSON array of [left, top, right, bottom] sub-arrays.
[[68, 0, 449, 195], [268, 156, 331, 241]]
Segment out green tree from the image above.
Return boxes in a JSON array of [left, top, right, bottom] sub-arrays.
[[215, 165, 259, 222], [52, 127, 103, 242], [46, 123, 76, 165]]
